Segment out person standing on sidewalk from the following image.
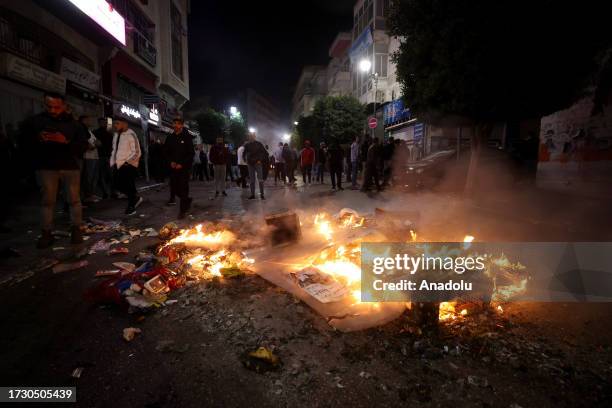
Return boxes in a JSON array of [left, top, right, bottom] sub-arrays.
[[192, 145, 203, 181], [350, 136, 360, 189], [273, 142, 285, 185], [94, 118, 115, 198], [236, 141, 248, 188], [80, 116, 101, 203], [209, 136, 229, 197], [361, 137, 383, 193], [315, 142, 327, 183], [165, 117, 194, 218], [243, 132, 269, 200], [282, 142, 295, 183], [327, 141, 344, 191], [300, 140, 315, 184], [110, 117, 142, 215], [21, 92, 89, 248]]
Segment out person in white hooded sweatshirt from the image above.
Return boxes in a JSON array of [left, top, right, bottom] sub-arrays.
[[110, 117, 142, 215]]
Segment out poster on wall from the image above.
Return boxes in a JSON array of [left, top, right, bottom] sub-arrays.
[[539, 98, 612, 163]]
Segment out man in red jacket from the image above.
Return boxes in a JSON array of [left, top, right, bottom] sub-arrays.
[[209, 136, 229, 197], [300, 140, 315, 184]]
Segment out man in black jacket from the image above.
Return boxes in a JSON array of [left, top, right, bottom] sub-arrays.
[[164, 117, 194, 218], [21, 92, 89, 248], [361, 137, 383, 192], [243, 132, 269, 200], [93, 118, 114, 198]]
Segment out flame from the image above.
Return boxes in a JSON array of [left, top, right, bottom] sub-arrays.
[[410, 230, 417, 242], [438, 301, 468, 321], [497, 305, 504, 313], [493, 278, 528, 302], [167, 224, 236, 248], [463, 235, 474, 243], [316, 260, 362, 286], [185, 248, 252, 278], [314, 212, 365, 241], [340, 214, 365, 228], [314, 213, 333, 241]]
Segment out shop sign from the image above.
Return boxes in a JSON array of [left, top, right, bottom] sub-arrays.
[[60, 57, 100, 91], [0, 52, 65, 94]]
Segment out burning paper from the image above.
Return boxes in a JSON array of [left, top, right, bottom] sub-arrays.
[[290, 266, 350, 303]]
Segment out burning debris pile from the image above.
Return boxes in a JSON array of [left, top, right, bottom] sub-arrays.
[[86, 222, 255, 310], [84, 207, 529, 332]]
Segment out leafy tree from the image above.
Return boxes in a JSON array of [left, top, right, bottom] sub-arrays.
[[194, 108, 227, 144], [312, 96, 366, 144], [295, 115, 320, 147], [228, 116, 248, 146], [388, 0, 611, 191]]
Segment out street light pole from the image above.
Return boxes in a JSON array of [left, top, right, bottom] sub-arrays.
[[359, 58, 379, 139], [372, 72, 379, 139]]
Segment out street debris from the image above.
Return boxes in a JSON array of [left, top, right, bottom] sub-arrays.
[[122, 327, 142, 342], [108, 247, 129, 255], [71, 367, 84, 378], [52, 260, 88, 274], [95, 269, 121, 277], [242, 347, 281, 373]]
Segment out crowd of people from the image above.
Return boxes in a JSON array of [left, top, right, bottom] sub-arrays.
[[10, 92, 410, 249]]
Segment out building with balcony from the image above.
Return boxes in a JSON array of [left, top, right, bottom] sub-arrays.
[[291, 65, 328, 123], [0, 0, 193, 180], [326, 32, 351, 97]]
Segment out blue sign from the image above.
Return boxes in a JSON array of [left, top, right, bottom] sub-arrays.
[[383, 98, 411, 126], [349, 27, 373, 64], [414, 122, 424, 142]]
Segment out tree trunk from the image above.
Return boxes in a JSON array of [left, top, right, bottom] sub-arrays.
[[464, 123, 492, 195]]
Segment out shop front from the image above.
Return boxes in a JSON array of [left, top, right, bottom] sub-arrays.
[[0, 51, 65, 138], [383, 98, 425, 161]]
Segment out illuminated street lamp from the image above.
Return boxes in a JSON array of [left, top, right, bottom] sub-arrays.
[[249, 127, 256, 134], [230, 106, 238, 116], [293, 121, 298, 126], [359, 58, 379, 137], [358, 58, 372, 73], [283, 133, 291, 141]]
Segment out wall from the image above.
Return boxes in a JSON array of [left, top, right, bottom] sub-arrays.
[[158, 0, 190, 102], [537, 97, 612, 198]]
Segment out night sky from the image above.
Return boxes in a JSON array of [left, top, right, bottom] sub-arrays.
[[187, 0, 354, 125]]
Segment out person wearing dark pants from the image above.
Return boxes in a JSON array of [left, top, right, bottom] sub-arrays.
[[327, 142, 344, 191], [110, 117, 142, 215], [164, 117, 194, 218], [94, 118, 114, 198], [316, 142, 327, 183], [20, 92, 89, 248], [237, 142, 248, 188], [361, 138, 383, 192], [209, 136, 230, 197], [300, 140, 315, 184], [350, 137, 360, 189], [243, 132, 269, 199]]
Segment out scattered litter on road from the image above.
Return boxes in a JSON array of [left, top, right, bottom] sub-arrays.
[[108, 247, 129, 255], [112, 262, 136, 273], [52, 260, 88, 274], [95, 269, 121, 277], [122, 327, 141, 342], [242, 347, 280, 373], [71, 367, 84, 378]]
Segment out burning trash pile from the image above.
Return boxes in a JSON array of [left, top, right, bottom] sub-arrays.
[[85, 222, 254, 310], [84, 207, 530, 332]]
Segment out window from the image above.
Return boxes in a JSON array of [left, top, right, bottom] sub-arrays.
[[109, 0, 154, 42], [375, 54, 388, 77], [170, 2, 183, 80]]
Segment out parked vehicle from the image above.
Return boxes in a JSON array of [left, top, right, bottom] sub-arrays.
[[397, 149, 456, 190]]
